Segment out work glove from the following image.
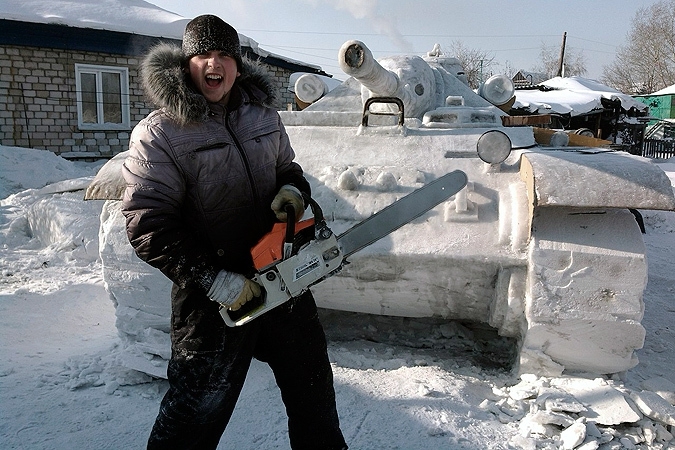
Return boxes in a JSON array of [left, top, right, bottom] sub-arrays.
[[271, 185, 305, 222], [207, 270, 261, 311]]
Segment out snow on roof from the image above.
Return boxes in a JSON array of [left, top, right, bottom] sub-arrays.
[[0, 0, 188, 39], [513, 76, 648, 116], [648, 84, 675, 96], [0, 0, 319, 70]]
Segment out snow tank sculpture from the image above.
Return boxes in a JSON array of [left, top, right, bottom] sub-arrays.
[[89, 40, 675, 378]]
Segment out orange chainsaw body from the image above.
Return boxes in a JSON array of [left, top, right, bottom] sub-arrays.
[[251, 218, 316, 270]]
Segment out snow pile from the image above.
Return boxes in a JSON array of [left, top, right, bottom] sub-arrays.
[[0, 145, 90, 199], [499, 375, 675, 449], [2, 145, 675, 449]]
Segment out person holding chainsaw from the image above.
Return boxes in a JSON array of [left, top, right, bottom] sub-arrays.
[[121, 14, 347, 450]]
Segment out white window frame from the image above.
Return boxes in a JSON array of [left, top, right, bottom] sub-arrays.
[[75, 63, 130, 130]]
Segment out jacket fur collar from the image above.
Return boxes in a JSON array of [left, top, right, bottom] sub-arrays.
[[140, 42, 278, 125]]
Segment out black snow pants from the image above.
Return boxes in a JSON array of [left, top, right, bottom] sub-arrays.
[[146, 290, 347, 450]]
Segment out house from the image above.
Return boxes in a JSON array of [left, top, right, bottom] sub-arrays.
[[0, 1, 329, 159], [635, 85, 675, 159], [512, 70, 547, 88], [634, 84, 675, 121]]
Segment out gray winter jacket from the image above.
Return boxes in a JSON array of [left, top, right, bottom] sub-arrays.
[[122, 43, 309, 350]]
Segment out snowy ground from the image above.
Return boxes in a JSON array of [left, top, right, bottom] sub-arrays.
[[1, 145, 674, 450]]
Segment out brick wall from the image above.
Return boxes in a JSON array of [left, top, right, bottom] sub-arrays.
[[0, 44, 296, 159], [273, 66, 298, 112]]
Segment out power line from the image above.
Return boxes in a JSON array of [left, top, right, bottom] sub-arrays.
[[258, 32, 618, 77], [242, 28, 566, 39], [568, 35, 621, 49], [248, 28, 620, 50], [255, 33, 619, 62]]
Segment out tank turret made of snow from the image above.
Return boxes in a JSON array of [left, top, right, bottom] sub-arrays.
[[88, 40, 675, 379]]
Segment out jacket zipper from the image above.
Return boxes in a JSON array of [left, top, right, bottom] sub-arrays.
[[223, 111, 266, 236]]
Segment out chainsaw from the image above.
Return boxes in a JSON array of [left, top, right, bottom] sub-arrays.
[[219, 170, 468, 327]]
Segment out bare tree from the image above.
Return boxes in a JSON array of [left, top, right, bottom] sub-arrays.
[[535, 41, 587, 78], [601, 0, 675, 94], [448, 40, 497, 89]]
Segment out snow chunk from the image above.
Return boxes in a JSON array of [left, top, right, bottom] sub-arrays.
[[551, 377, 641, 426], [640, 376, 675, 405], [560, 420, 586, 450], [630, 390, 675, 427]]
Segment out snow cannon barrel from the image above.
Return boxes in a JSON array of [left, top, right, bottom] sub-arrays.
[[339, 40, 399, 97], [294, 73, 329, 109], [338, 40, 438, 118], [478, 74, 515, 112]]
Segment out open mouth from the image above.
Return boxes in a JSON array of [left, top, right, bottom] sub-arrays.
[[205, 74, 223, 88]]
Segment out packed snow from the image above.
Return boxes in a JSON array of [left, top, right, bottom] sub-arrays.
[[1, 145, 675, 449]]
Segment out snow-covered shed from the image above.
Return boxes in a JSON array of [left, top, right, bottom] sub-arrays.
[[510, 76, 650, 152], [0, 0, 328, 158]]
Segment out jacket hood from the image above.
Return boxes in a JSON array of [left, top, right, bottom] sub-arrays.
[[140, 42, 279, 125]]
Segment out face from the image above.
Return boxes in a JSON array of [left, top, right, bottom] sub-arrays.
[[188, 51, 240, 103]]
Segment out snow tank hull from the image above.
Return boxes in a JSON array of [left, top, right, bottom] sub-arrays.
[[89, 40, 675, 378]]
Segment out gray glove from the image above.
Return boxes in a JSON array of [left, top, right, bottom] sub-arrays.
[[207, 270, 261, 311], [271, 184, 304, 222]]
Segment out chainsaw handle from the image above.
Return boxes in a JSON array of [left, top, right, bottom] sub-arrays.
[[282, 204, 296, 260], [284, 203, 296, 242], [220, 287, 267, 327], [305, 196, 324, 223]]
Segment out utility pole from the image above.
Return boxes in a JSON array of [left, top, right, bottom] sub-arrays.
[[556, 32, 567, 77], [479, 59, 483, 85]]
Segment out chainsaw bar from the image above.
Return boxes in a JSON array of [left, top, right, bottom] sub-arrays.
[[336, 170, 468, 258]]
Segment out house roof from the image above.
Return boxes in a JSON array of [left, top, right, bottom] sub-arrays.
[[0, 0, 327, 75]]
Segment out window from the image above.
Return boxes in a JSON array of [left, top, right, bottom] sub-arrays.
[[75, 64, 130, 130]]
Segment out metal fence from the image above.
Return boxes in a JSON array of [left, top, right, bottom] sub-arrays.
[[642, 139, 675, 159]]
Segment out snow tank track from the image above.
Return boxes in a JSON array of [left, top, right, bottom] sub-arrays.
[[519, 207, 648, 376]]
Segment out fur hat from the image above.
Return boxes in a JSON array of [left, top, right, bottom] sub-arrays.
[[182, 15, 242, 71]]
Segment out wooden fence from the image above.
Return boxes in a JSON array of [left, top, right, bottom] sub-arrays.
[[642, 139, 675, 159]]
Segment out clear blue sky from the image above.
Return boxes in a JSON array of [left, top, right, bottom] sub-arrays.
[[147, 0, 661, 80]]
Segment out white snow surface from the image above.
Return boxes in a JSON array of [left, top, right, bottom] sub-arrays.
[[1, 146, 675, 450]]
